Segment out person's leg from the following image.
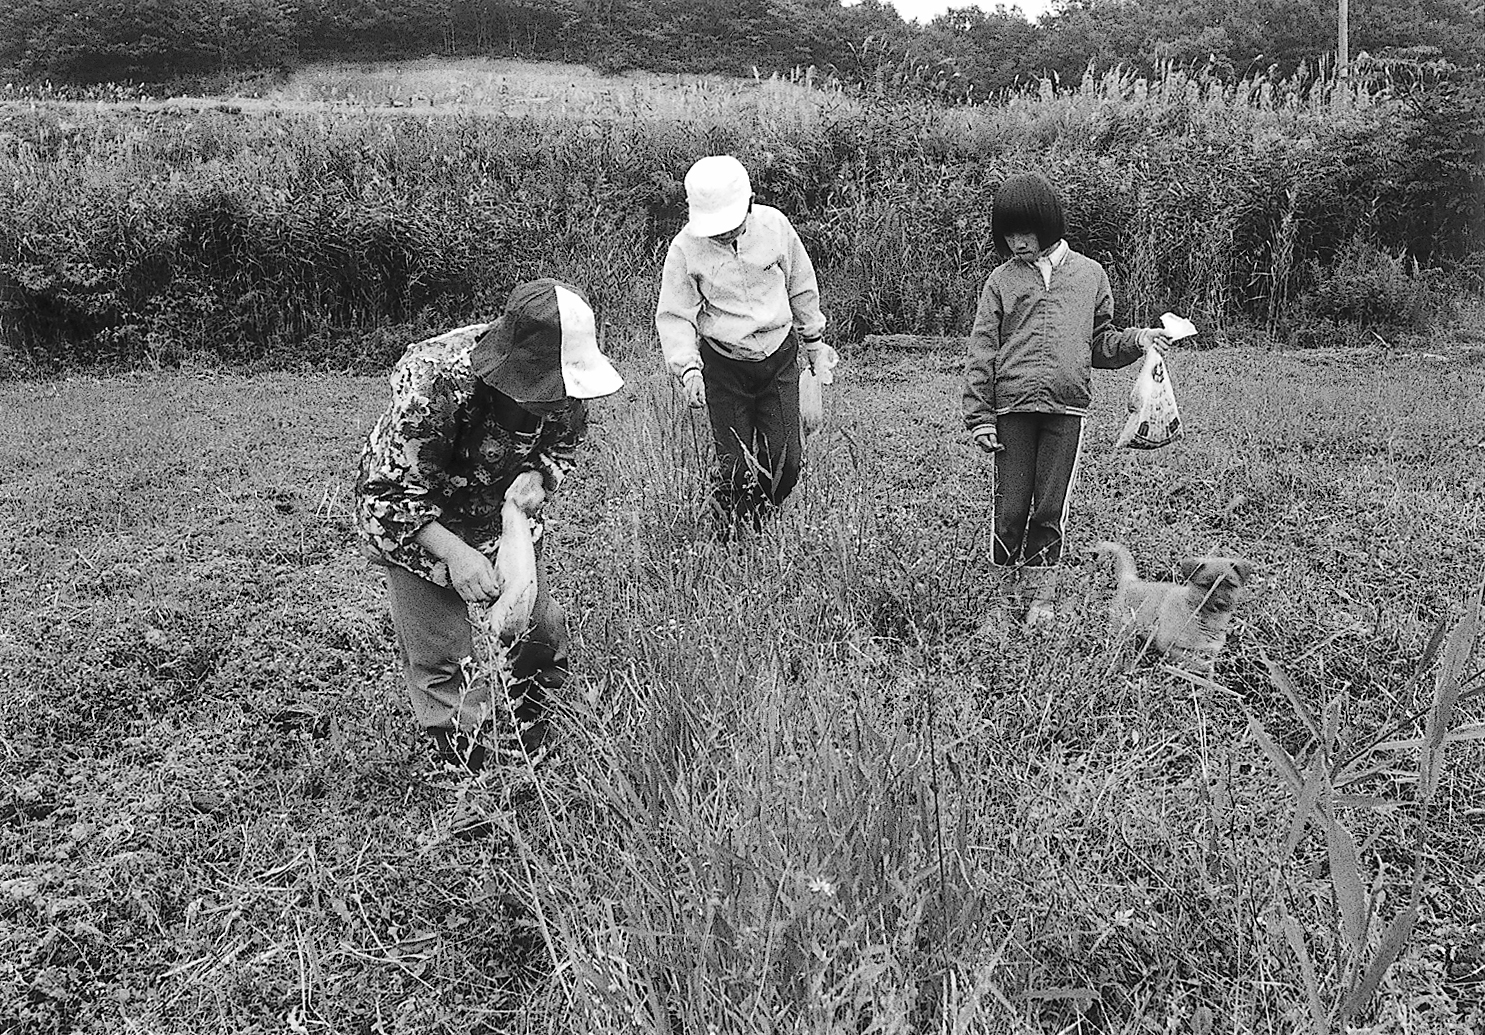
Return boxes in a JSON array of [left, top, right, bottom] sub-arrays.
[[505, 570, 569, 757], [1020, 413, 1084, 627], [700, 338, 760, 529], [992, 412, 1038, 567], [1023, 413, 1085, 567], [383, 563, 499, 768], [751, 336, 803, 516]]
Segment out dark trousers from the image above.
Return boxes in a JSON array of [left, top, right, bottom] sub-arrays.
[[382, 562, 569, 738], [993, 411, 1085, 567], [700, 334, 803, 526]]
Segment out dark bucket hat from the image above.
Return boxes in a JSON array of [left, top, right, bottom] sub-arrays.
[[471, 279, 623, 403]]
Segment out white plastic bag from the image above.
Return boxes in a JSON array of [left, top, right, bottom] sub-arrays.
[[484, 496, 538, 643], [1115, 346, 1183, 449], [1159, 312, 1199, 342], [799, 345, 839, 434]]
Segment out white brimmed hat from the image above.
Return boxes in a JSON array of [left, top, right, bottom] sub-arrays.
[[471, 279, 624, 403], [684, 155, 753, 238]]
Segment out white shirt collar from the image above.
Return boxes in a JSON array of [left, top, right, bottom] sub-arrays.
[[1034, 239, 1068, 288]]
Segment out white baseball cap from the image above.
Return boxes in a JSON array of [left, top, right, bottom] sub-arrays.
[[684, 155, 753, 238]]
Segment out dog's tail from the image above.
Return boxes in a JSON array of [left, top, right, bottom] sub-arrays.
[[1091, 541, 1138, 585]]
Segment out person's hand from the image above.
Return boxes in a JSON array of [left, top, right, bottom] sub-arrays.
[[973, 430, 1003, 453], [505, 470, 546, 515], [447, 542, 501, 604], [682, 369, 706, 408], [804, 342, 825, 375], [1137, 328, 1173, 353]]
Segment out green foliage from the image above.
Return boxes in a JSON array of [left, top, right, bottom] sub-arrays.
[[1390, 70, 1485, 261], [1, 0, 1481, 97], [1250, 583, 1483, 1032], [0, 58, 1481, 372], [1303, 238, 1429, 330], [0, 0, 297, 84]]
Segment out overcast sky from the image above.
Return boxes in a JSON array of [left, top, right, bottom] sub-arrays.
[[881, 0, 1056, 24]]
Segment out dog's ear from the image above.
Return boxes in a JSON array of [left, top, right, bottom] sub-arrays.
[[1230, 558, 1254, 584], [1176, 557, 1208, 582]]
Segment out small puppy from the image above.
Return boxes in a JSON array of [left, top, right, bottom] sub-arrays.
[[1090, 542, 1253, 671]]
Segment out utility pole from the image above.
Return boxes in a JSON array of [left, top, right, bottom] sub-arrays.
[[1338, 0, 1349, 82], [1336, 0, 1350, 105]]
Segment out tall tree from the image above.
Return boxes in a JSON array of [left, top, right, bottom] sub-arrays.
[[15, 0, 203, 81], [189, 0, 296, 75], [924, 5, 1043, 95]]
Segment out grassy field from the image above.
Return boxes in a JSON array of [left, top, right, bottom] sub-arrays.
[[2, 339, 1484, 1033], [248, 57, 848, 119], [7, 56, 846, 118]]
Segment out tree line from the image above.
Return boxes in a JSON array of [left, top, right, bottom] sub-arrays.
[[1, 0, 1481, 97]]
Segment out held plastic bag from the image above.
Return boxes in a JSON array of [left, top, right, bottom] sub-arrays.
[[485, 497, 538, 644], [1159, 312, 1198, 342], [799, 345, 840, 434], [1115, 346, 1183, 449]]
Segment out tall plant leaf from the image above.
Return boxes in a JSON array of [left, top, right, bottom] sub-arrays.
[[1248, 712, 1302, 792], [1323, 813, 1368, 957], [1419, 579, 1482, 802], [1372, 722, 1485, 751], [1339, 906, 1419, 1023], [1283, 753, 1329, 861], [1280, 914, 1330, 1035], [1264, 654, 1321, 742]]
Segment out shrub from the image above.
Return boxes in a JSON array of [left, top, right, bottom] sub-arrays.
[[1388, 70, 1485, 263], [1304, 239, 1429, 330]]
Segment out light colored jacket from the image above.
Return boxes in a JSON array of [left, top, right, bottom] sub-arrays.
[[963, 247, 1143, 436], [655, 204, 826, 376]]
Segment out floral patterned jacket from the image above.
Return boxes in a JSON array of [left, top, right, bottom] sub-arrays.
[[354, 324, 581, 586]]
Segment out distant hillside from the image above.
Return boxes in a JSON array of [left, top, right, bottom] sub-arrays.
[[1, 0, 1480, 100]]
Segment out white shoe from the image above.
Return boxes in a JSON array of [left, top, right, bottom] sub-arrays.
[[1023, 601, 1056, 630]]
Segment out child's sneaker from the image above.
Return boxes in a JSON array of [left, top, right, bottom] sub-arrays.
[[1018, 567, 1058, 630], [1023, 600, 1057, 630]]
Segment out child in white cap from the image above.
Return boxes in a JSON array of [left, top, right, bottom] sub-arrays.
[[355, 278, 623, 771], [655, 154, 828, 532]]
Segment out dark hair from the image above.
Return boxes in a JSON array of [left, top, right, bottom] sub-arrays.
[[991, 172, 1066, 254]]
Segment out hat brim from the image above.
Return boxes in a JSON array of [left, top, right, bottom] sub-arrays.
[[685, 197, 751, 238], [553, 283, 624, 399], [566, 360, 624, 400]]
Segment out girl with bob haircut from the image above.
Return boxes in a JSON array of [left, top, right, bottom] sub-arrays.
[[963, 171, 1171, 628]]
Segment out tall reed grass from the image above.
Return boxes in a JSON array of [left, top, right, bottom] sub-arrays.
[[0, 61, 1468, 371]]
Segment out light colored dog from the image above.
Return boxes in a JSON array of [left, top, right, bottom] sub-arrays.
[[1091, 542, 1253, 671]]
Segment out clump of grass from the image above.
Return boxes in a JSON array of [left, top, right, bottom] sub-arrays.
[[1248, 579, 1482, 1034]]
